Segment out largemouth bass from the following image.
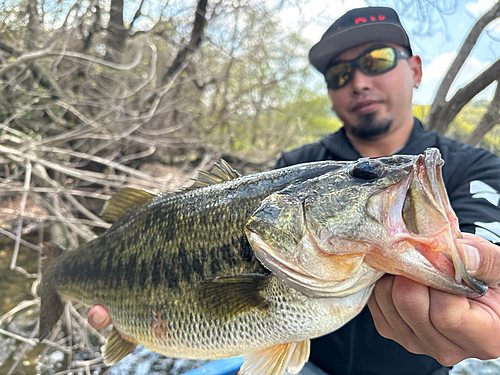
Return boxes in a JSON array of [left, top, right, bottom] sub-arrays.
[[39, 148, 486, 375]]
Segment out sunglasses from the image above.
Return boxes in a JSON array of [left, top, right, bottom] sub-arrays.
[[324, 47, 410, 90]]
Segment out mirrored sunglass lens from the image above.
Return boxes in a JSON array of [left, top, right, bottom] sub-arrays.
[[326, 63, 351, 88], [359, 48, 396, 75]]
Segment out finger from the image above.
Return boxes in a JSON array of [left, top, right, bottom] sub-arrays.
[[367, 286, 392, 336], [457, 233, 500, 286], [428, 287, 471, 343], [429, 287, 500, 361], [392, 277, 465, 363], [369, 275, 420, 350], [87, 305, 112, 329]]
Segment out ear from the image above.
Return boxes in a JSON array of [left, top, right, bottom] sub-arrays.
[[409, 55, 423, 88]]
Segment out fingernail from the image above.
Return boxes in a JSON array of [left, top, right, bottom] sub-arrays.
[[91, 310, 107, 325], [463, 244, 480, 272]]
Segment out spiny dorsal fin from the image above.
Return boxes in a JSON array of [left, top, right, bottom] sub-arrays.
[[241, 339, 311, 375], [101, 326, 138, 365], [184, 159, 242, 191], [212, 159, 242, 180], [197, 273, 269, 318], [101, 188, 156, 222]]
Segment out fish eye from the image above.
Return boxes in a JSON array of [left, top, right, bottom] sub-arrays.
[[351, 159, 385, 180]]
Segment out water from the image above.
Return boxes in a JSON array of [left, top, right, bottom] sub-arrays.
[[1, 237, 499, 374], [452, 359, 500, 375]]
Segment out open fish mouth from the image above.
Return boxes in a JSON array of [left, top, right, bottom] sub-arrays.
[[365, 148, 487, 297]]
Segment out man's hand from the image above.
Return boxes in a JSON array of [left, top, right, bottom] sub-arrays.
[[367, 233, 500, 366], [88, 305, 112, 329]]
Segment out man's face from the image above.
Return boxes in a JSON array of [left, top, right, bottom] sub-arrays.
[[327, 42, 422, 140]]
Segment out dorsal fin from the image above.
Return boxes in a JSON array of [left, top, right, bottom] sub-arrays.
[[184, 159, 242, 191], [101, 188, 156, 222]]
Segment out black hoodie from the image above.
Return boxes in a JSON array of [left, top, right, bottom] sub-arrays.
[[275, 118, 500, 375]]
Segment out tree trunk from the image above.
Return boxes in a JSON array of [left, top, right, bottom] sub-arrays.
[[26, 0, 41, 50], [105, 0, 128, 61], [162, 0, 208, 82], [150, 0, 209, 132]]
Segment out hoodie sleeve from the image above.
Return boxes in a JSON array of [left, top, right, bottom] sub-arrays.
[[446, 149, 500, 243], [275, 153, 291, 169]]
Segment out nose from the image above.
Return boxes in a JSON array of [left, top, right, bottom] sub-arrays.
[[350, 68, 373, 95]]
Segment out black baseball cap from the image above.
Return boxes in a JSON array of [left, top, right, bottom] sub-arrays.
[[309, 6, 412, 74]]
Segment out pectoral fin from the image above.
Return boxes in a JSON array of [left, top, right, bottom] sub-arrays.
[[240, 339, 310, 375], [101, 326, 138, 365], [197, 274, 270, 318]]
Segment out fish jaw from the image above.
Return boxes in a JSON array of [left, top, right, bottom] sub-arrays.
[[365, 149, 487, 297]]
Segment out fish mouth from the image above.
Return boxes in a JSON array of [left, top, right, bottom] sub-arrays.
[[365, 148, 487, 297]]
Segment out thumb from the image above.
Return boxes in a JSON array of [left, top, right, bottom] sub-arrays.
[[457, 233, 500, 287], [88, 305, 112, 329]]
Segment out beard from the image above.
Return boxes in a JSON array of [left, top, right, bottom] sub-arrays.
[[349, 113, 393, 139]]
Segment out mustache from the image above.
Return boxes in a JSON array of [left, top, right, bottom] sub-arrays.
[[349, 95, 385, 111]]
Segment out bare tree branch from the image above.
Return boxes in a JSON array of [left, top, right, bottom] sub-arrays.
[[10, 161, 31, 270], [130, 0, 146, 29], [0, 46, 145, 77], [162, 0, 208, 82], [466, 81, 500, 146], [428, 1, 500, 134], [431, 58, 500, 132]]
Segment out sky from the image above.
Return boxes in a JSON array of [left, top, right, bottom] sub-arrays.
[[277, 0, 500, 104]]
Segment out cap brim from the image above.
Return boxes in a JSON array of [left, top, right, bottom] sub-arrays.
[[309, 22, 411, 73]]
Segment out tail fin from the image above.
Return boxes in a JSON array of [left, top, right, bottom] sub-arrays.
[[39, 242, 65, 341]]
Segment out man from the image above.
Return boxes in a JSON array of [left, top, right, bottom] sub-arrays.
[[273, 6, 500, 375], [88, 6, 500, 375]]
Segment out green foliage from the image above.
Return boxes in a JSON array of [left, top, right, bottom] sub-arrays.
[[274, 90, 342, 149], [444, 105, 485, 142], [227, 91, 341, 155], [416, 102, 500, 157], [447, 104, 500, 156], [412, 104, 430, 124]]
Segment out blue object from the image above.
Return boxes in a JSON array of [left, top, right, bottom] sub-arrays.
[[183, 356, 244, 375]]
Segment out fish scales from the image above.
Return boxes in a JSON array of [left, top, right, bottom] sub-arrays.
[[40, 151, 488, 374], [55, 192, 267, 303], [106, 276, 365, 359]]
